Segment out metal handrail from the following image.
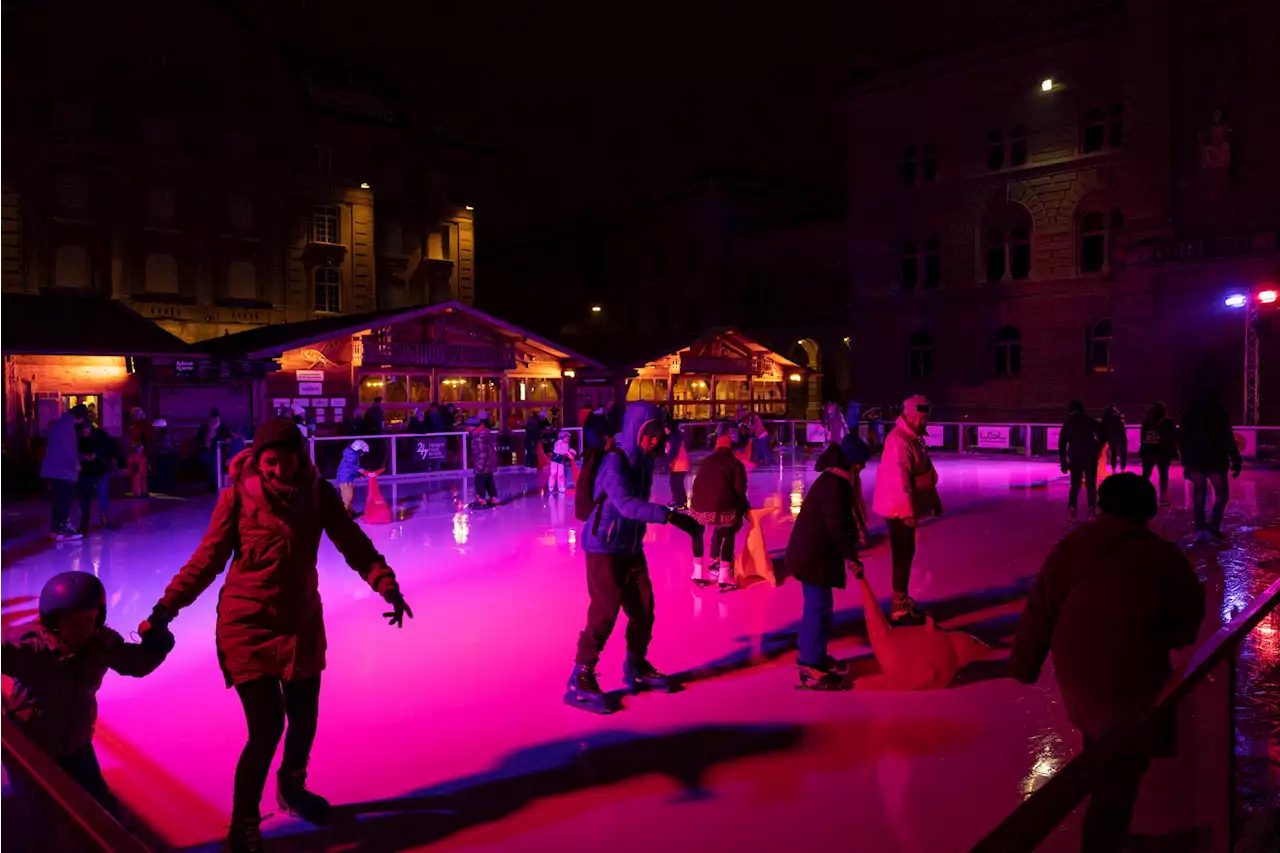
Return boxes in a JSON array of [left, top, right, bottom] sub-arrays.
[[1, 716, 154, 853], [968, 576, 1280, 853]]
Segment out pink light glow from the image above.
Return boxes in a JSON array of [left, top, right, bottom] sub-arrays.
[[1258, 289, 1278, 304]]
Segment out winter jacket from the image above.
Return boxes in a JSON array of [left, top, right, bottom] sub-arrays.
[[364, 406, 384, 435], [1178, 402, 1241, 472], [1100, 410, 1127, 448], [3, 622, 172, 757], [40, 412, 81, 482], [1011, 516, 1204, 750], [151, 427, 174, 456], [690, 447, 748, 523], [470, 426, 497, 474], [840, 432, 870, 468], [78, 427, 118, 478], [1139, 417, 1179, 463], [583, 410, 610, 452], [872, 416, 940, 520], [581, 401, 670, 556], [157, 451, 399, 687], [336, 446, 365, 483], [1058, 412, 1103, 468], [786, 445, 861, 589], [129, 420, 150, 451]]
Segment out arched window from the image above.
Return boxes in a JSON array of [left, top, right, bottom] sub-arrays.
[[144, 253, 178, 294], [985, 226, 1006, 283], [1009, 124, 1028, 167], [1080, 211, 1108, 272], [314, 266, 341, 313], [1083, 107, 1107, 153], [983, 204, 1033, 282], [995, 325, 1022, 376], [923, 236, 941, 287], [901, 241, 918, 289], [909, 332, 932, 378], [987, 129, 1004, 171], [922, 144, 938, 181], [901, 146, 917, 186], [1089, 318, 1113, 372]]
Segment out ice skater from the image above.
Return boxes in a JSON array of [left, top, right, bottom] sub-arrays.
[[336, 438, 370, 516], [1138, 402, 1178, 508], [688, 427, 749, 592], [548, 430, 577, 493], [76, 418, 120, 533], [666, 422, 691, 510], [1012, 473, 1204, 853], [786, 443, 862, 690], [871, 395, 941, 626], [840, 406, 872, 546], [1178, 390, 1242, 543], [1100, 404, 1128, 472], [1059, 400, 1104, 524], [139, 419, 412, 852], [565, 401, 701, 713], [4, 572, 173, 818], [469, 412, 499, 509]]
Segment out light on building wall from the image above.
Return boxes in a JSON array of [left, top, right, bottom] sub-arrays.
[[563, 369, 576, 378], [591, 305, 603, 313], [465, 205, 475, 211], [788, 373, 803, 383], [842, 336, 851, 345], [1259, 289, 1278, 304], [1040, 78, 1054, 92], [1225, 294, 1248, 308], [360, 182, 371, 189]]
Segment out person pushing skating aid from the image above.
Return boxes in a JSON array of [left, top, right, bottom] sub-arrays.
[[566, 401, 701, 713]]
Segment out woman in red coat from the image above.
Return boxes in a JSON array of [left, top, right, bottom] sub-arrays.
[[139, 419, 412, 853]]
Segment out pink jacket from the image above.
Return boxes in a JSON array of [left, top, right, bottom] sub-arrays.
[[872, 416, 941, 519]]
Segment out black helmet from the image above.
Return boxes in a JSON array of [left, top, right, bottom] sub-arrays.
[[39, 571, 107, 628]]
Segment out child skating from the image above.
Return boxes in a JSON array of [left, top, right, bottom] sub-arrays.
[[548, 430, 577, 493], [4, 572, 174, 818], [469, 411, 499, 509], [688, 427, 749, 592], [336, 439, 370, 516]]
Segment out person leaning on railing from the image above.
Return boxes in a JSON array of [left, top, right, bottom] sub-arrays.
[[1010, 472, 1205, 853]]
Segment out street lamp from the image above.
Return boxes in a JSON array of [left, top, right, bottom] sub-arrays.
[[591, 305, 602, 314]]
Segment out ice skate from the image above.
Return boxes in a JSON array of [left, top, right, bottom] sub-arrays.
[[690, 558, 713, 588], [889, 594, 928, 627], [718, 565, 739, 593], [1086, 508, 1097, 522], [276, 767, 331, 826], [226, 812, 265, 853], [795, 663, 848, 691], [1066, 506, 1077, 527], [821, 655, 849, 673], [707, 560, 720, 580], [623, 656, 674, 693], [50, 525, 82, 542], [564, 663, 613, 714]]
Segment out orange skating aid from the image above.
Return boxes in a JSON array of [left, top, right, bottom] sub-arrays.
[[363, 472, 392, 524]]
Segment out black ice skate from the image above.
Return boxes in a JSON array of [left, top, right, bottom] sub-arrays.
[[276, 767, 331, 826], [796, 663, 848, 691], [226, 812, 265, 853], [623, 657, 674, 693], [564, 663, 613, 714], [718, 566, 739, 593], [889, 595, 928, 627]]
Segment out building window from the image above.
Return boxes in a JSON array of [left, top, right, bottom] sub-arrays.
[[1010, 219, 1031, 280], [144, 253, 179, 294], [228, 196, 253, 235], [382, 220, 404, 255], [909, 332, 933, 378], [55, 173, 88, 215], [901, 146, 917, 186], [146, 187, 175, 228], [227, 261, 257, 300], [923, 236, 941, 287], [428, 225, 452, 260], [1080, 208, 1122, 273], [314, 266, 341, 313], [54, 245, 90, 289], [315, 145, 335, 174], [313, 206, 340, 244], [995, 325, 1022, 376], [1083, 107, 1107, 153], [985, 226, 1006, 282], [901, 241, 918, 289], [922, 144, 938, 181], [1109, 105, 1124, 147], [1009, 124, 1028, 166], [987, 129, 1004, 170], [1089, 318, 1113, 372]]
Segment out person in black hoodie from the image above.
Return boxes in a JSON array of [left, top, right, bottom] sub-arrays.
[[688, 429, 749, 591], [785, 444, 862, 691], [1138, 402, 1178, 508], [1059, 400, 1104, 524], [1100, 404, 1128, 473], [76, 421, 121, 533], [1178, 390, 1242, 542]]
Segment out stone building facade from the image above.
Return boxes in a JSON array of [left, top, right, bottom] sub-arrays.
[[843, 0, 1280, 424], [1, 0, 481, 344]]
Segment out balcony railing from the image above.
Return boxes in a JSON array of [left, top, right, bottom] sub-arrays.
[[362, 340, 516, 370]]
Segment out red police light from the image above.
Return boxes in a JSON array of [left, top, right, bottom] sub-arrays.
[[1258, 289, 1278, 304]]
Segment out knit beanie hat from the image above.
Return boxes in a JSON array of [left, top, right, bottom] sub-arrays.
[[252, 418, 304, 454], [1098, 472, 1158, 522]]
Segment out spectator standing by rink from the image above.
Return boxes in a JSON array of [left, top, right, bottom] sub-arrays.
[[127, 407, 150, 498], [1138, 402, 1179, 508], [1059, 400, 1104, 525], [666, 421, 691, 510], [1100, 404, 1128, 473], [1178, 389, 1242, 542], [1012, 473, 1204, 853], [150, 418, 177, 495]]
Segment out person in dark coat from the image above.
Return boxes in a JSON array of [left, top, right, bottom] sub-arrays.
[[42, 405, 88, 540], [688, 429, 749, 591], [1059, 400, 1104, 523], [1011, 473, 1204, 853], [469, 412, 500, 509], [150, 418, 176, 495], [140, 419, 412, 852], [1100, 404, 1128, 472], [583, 406, 610, 453], [1138, 402, 1178, 507], [76, 420, 120, 533], [785, 443, 862, 691], [524, 411, 543, 468], [1178, 390, 1242, 541], [840, 426, 872, 546]]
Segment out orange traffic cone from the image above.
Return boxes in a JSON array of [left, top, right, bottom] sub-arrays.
[[363, 472, 392, 524]]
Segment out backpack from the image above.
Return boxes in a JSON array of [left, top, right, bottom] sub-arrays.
[[574, 447, 625, 525]]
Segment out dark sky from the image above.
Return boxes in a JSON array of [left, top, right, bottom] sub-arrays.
[[248, 1, 1095, 238]]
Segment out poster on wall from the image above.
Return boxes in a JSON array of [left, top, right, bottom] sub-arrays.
[[329, 398, 347, 408], [976, 425, 1011, 449], [298, 382, 324, 396], [805, 423, 828, 444], [295, 370, 325, 384], [272, 398, 292, 409], [923, 425, 946, 447], [314, 409, 327, 424], [292, 398, 311, 408]]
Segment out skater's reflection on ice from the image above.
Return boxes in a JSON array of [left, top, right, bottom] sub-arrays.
[[452, 511, 470, 545]]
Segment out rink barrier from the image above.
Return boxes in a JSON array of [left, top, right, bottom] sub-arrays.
[[969, 576, 1280, 853], [0, 716, 154, 853]]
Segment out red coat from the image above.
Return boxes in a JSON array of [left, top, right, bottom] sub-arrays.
[[159, 451, 399, 687]]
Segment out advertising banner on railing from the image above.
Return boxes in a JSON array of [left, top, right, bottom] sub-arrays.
[[1126, 427, 1142, 453], [1234, 429, 1257, 459], [923, 425, 946, 447], [806, 423, 828, 444], [976, 425, 1011, 449], [1046, 426, 1060, 451]]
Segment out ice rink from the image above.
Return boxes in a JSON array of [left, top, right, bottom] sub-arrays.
[[3, 454, 1278, 852]]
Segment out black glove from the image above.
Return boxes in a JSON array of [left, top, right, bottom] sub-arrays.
[[383, 592, 413, 629], [667, 510, 702, 538], [1060, 463, 1069, 475], [140, 623, 176, 653], [138, 605, 172, 641]]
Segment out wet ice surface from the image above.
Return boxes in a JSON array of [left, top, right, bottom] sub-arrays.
[[3, 456, 1278, 852]]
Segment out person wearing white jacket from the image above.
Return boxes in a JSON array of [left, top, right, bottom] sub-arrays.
[[871, 395, 942, 626]]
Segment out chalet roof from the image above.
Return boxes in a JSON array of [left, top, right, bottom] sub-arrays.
[[568, 327, 804, 373], [2, 291, 198, 358], [191, 301, 604, 368]]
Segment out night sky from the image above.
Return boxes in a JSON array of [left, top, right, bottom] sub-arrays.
[[242, 0, 1097, 239]]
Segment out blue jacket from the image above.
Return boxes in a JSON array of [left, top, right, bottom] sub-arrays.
[[581, 402, 670, 555], [336, 446, 364, 483], [40, 412, 81, 482]]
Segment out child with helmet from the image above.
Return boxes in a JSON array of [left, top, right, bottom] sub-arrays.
[[336, 439, 371, 516], [2, 571, 175, 815], [548, 430, 577, 493]]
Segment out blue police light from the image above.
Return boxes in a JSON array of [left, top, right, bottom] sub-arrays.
[[1224, 294, 1247, 308]]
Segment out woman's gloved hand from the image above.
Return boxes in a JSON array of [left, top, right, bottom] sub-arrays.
[[383, 592, 414, 628], [666, 510, 702, 539], [137, 604, 172, 640]]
